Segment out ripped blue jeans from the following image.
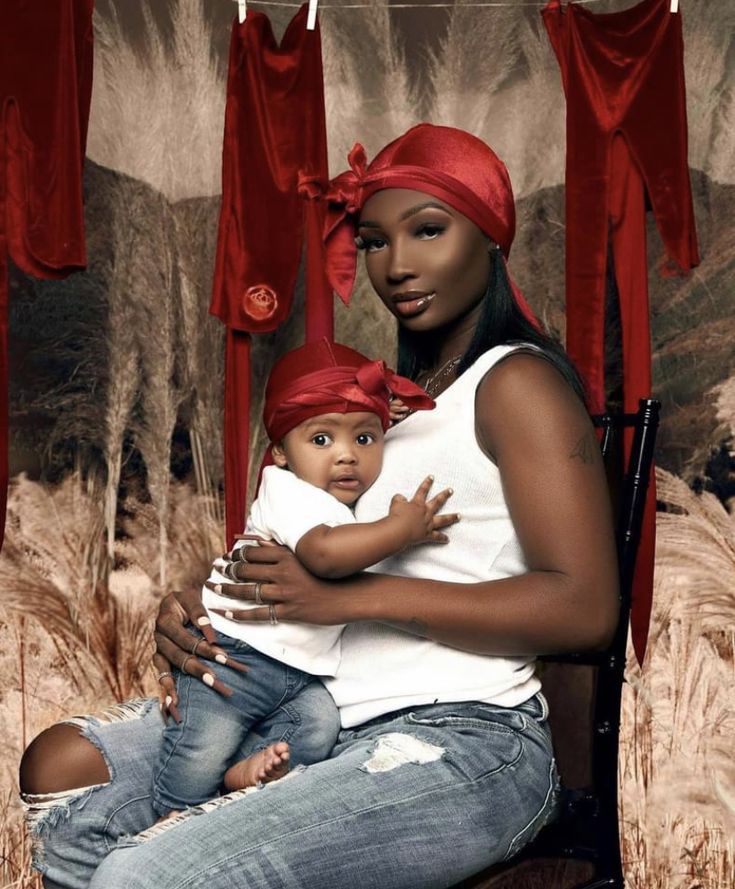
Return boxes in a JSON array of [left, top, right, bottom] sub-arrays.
[[153, 633, 340, 816], [23, 692, 560, 889]]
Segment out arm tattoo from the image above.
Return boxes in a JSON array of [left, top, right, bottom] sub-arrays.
[[569, 433, 597, 465]]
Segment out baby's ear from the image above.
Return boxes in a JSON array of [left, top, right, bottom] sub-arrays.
[[271, 443, 288, 468]]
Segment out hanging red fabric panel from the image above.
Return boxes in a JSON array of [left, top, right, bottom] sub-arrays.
[[542, 0, 700, 665], [211, 3, 330, 547], [0, 0, 94, 551]]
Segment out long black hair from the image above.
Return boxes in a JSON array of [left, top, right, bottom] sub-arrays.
[[396, 247, 587, 405]]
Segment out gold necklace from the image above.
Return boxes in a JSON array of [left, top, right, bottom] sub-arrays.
[[422, 356, 462, 397]]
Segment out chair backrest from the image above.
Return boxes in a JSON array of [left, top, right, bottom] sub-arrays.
[[537, 398, 660, 876]]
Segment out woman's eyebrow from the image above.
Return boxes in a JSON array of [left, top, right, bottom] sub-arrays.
[[358, 201, 454, 229]]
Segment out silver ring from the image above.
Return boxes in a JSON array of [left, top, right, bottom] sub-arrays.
[[268, 604, 278, 626], [254, 582, 263, 606], [157, 671, 174, 684], [224, 561, 239, 581], [181, 655, 193, 675], [191, 637, 204, 656]]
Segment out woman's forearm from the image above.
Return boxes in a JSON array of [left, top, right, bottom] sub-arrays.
[[335, 568, 619, 656]]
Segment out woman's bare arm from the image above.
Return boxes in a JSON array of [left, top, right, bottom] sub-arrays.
[[207, 354, 619, 656]]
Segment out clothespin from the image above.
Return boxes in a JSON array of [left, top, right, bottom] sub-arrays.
[[235, 0, 246, 24], [307, 0, 319, 31], [670, 0, 679, 12]]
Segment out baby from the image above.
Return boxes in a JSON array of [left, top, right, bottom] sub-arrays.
[[151, 339, 458, 817]]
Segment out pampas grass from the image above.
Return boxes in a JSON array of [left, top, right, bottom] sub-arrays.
[[0, 471, 222, 888], [321, 0, 415, 171], [0, 474, 155, 703], [618, 468, 735, 889], [88, 0, 225, 200]]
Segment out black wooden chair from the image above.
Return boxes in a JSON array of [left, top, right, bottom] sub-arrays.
[[455, 398, 661, 889]]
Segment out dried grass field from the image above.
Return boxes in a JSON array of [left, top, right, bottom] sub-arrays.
[[0, 468, 732, 888]]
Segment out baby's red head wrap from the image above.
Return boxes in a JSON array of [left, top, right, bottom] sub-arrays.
[[264, 338, 435, 444], [302, 123, 537, 325]]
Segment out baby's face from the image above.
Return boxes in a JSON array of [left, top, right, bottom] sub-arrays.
[[272, 411, 384, 506]]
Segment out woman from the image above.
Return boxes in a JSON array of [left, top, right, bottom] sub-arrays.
[[20, 124, 618, 889]]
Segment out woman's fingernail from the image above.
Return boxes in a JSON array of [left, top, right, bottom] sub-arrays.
[[202, 673, 215, 687], [215, 653, 228, 665], [197, 616, 211, 627], [165, 695, 173, 707], [225, 610, 234, 620], [213, 584, 223, 594], [428, 475, 434, 481]]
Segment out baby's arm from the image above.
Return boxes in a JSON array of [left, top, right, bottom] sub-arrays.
[[295, 476, 459, 580]]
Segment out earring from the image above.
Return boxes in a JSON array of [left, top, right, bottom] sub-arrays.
[[487, 240, 500, 253]]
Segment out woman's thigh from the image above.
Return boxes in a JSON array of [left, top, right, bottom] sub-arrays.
[[89, 696, 559, 889]]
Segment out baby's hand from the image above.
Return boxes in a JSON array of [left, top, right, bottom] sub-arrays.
[[389, 476, 459, 546], [389, 397, 410, 424]]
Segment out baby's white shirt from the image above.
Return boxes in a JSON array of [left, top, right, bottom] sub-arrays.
[[203, 466, 355, 676]]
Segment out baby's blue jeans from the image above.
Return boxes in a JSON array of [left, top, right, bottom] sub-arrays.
[[23, 692, 560, 889], [153, 631, 340, 816]]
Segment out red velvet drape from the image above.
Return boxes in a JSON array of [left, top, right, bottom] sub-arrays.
[[543, 0, 700, 665], [211, 4, 331, 548], [0, 0, 94, 551]]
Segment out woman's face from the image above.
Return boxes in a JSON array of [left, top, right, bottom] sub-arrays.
[[357, 188, 491, 333]]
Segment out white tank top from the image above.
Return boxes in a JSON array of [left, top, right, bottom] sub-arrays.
[[326, 344, 541, 727]]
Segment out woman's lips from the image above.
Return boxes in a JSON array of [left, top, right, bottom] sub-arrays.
[[393, 292, 435, 318]]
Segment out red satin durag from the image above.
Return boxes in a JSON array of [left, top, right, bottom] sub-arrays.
[[0, 0, 93, 551], [263, 339, 434, 445], [210, 4, 331, 545], [543, 0, 700, 664], [315, 123, 539, 329]]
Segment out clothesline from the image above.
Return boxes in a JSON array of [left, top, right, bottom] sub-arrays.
[[239, 0, 606, 9]]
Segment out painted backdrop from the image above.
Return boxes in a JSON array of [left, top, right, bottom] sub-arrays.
[[1, 1, 733, 886]]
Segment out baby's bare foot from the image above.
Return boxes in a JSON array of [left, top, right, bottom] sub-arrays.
[[224, 742, 290, 791]]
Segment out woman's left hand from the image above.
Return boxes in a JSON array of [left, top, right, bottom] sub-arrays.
[[206, 545, 355, 626]]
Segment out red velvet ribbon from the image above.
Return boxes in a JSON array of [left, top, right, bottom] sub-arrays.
[[212, 4, 330, 545], [543, 0, 700, 666], [0, 0, 93, 552]]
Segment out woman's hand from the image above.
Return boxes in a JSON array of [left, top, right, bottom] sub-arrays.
[[153, 588, 249, 721], [205, 545, 359, 626]]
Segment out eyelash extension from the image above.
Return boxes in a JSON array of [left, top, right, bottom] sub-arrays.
[[416, 223, 445, 237]]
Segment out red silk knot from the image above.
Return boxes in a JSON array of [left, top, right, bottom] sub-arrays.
[[262, 339, 434, 444], [242, 284, 278, 322]]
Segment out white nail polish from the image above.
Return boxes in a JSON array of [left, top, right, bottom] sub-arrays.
[[225, 610, 234, 620], [215, 653, 228, 664], [214, 584, 223, 594], [202, 673, 215, 687], [165, 695, 172, 707], [197, 616, 211, 627]]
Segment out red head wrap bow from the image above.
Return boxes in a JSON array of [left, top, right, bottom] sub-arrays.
[[263, 338, 435, 444], [306, 123, 538, 327]]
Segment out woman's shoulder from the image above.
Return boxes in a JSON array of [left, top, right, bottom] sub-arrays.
[[474, 348, 591, 463]]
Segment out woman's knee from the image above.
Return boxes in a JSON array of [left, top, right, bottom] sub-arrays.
[[20, 723, 110, 795]]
